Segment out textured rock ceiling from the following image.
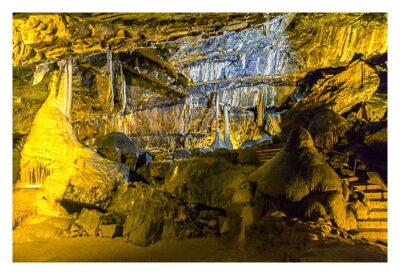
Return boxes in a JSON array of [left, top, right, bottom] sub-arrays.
[[13, 13, 386, 71], [13, 13, 272, 68], [12, 13, 387, 150]]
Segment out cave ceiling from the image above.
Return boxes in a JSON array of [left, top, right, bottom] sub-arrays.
[[12, 12, 387, 149]]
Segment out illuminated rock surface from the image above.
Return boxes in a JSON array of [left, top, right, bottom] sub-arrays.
[[13, 13, 387, 151], [17, 64, 128, 214], [12, 13, 387, 261]]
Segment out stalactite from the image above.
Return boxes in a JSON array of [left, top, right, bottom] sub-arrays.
[[107, 51, 115, 110], [215, 92, 220, 129], [257, 90, 264, 127], [120, 63, 127, 114], [65, 59, 73, 121], [32, 62, 49, 86], [20, 157, 55, 186], [179, 103, 186, 134]]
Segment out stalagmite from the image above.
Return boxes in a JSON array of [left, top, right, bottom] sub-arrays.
[[210, 91, 228, 149], [223, 104, 233, 149], [18, 61, 128, 215]]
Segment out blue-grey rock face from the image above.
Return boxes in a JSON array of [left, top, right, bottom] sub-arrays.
[[171, 15, 298, 85]]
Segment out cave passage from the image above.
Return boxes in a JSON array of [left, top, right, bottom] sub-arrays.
[[12, 12, 388, 262]]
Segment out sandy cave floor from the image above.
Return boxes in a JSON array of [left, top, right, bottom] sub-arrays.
[[13, 236, 387, 262]]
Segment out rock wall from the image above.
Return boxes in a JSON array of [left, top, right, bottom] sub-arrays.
[[13, 13, 387, 151]]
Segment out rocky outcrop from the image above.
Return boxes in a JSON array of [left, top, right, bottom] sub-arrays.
[[363, 125, 387, 156], [108, 183, 231, 246], [299, 60, 380, 114], [163, 154, 237, 208], [362, 93, 387, 123]]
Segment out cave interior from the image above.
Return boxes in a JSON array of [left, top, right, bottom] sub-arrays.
[[12, 13, 388, 262]]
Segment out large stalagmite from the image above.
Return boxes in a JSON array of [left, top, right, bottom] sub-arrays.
[[18, 61, 128, 217]]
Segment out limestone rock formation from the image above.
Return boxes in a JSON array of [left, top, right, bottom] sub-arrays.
[[307, 109, 350, 150], [11, 13, 388, 253], [248, 128, 357, 229], [108, 183, 229, 246], [17, 64, 129, 218], [300, 60, 380, 114], [163, 154, 237, 208], [299, 191, 357, 230], [13, 13, 387, 151], [94, 132, 138, 170], [249, 128, 343, 202], [75, 208, 103, 236], [362, 93, 387, 123]]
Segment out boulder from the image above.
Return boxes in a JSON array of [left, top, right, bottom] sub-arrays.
[[62, 155, 129, 210], [135, 165, 152, 183], [107, 183, 143, 217], [75, 208, 103, 236], [307, 109, 350, 150], [122, 189, 181, 246], [149, 161, 171, 180], [94, 132, 138, 170], [362, 93, 387, 123], [163, 156, 236, 208], [99, 224, 122, 238], [172, 148, 191, 160]]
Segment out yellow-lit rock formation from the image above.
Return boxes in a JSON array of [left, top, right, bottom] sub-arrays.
[[17, 61, 128, 218]]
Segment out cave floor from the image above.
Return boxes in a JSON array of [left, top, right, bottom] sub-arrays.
[[13, 236, 387, 262]]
